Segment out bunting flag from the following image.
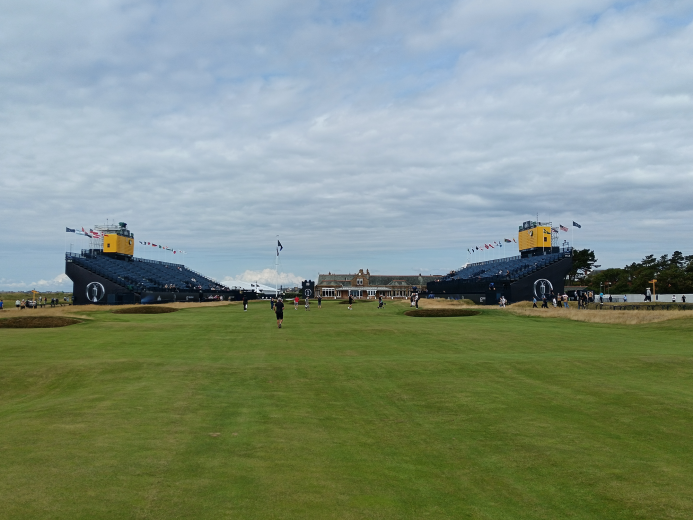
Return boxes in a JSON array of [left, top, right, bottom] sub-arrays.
[[513, 238, 516, 243], [560, 225, 569, 232], [551, 227, 558, 234], [544, 229, 552, 235], [66, 227, 75, 233], [90, 229, 102, 239], [504, 238, 512, 243], [573, 221, 581, 228]]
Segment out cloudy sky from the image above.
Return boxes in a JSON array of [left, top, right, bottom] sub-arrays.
[[1, 0, 692, 290]]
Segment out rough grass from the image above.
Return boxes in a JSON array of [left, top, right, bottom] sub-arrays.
[[405, 309, 480, 317], [0, 316, 82, 328], [507, 303, 690, 325], [112, 306, 179, 314], [2, 301, 693, 518], [417, 298, 476, 309]]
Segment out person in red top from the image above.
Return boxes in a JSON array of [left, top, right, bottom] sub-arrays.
[[294, 295, 299, 310]]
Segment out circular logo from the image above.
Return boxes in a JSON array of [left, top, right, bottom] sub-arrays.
[[533, 279, 553, 299], [128, 239, 133, 245], [304, 289, 312, 297], [86, 282, 106, 302]]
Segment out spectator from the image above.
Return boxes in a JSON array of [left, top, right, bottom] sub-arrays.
[[275, 297, 284, 328], [15, 299, 20, 309], [672, 294, 676, 303], [317, 295, 322, 308], [541, 296, 548, 309], [0, 299, 3, 310], [532, 297, 537, 308], [683, 295, 687, 303]]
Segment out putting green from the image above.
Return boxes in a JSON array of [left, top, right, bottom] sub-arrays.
[[1, 300, 692, 519]]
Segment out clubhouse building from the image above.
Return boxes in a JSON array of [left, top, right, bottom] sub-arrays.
[[316, 269, 441, 299]]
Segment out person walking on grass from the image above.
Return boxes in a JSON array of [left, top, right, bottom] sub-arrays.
[[294, 295, 299, 310], [305, 296, 310, 311], [243, 295, 248, 311], [542, 296, 548, 309], [672, 294, 676, 303], [532, 296, 538, 308], [348, 294, 353, 310], [318, 295, 322, 308], [415, 293, 419, 309], [275, 297, 284, 328], [270, 297, 275, 311], [0, 299, 3, 311], [683, 295, 687, 303]]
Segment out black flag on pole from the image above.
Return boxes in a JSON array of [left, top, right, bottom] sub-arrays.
[[277, 240, 283, 256]]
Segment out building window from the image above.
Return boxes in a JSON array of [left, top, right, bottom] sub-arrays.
[[356, 278, 363, 286], [367, 289, 376, 296], [322, 288, 335, 297]]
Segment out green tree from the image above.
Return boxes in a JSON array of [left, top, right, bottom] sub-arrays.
[[568, 249, 596, 283]]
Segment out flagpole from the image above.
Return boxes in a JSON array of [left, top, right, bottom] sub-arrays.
[[275, 235, 279, 298]]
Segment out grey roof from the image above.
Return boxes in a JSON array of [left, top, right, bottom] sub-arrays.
[[317, 273, 440, 287], [316, 273, 355, 286]]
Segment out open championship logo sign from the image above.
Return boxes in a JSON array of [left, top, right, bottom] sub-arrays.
[[533, 278, 553, 299], [86, 282, 106, 302]]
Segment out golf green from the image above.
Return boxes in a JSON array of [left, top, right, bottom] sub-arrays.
[[1, 301, 692, 519]]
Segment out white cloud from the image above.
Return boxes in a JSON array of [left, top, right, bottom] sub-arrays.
[[0, 274, 71, 291], [225, 269, 304, 286], [1, 0, 693, 285]]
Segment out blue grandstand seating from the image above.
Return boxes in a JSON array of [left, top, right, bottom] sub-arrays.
[[444, 251, 569, 282], [66, 251, 225, 292]]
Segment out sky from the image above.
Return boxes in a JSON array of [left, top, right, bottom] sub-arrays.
[[1, 0, 692, 290]]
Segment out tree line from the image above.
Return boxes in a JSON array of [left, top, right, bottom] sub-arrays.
[[568, 249, 693, 294]]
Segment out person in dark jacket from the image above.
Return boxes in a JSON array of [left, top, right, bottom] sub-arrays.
[[243, 296, 248, 311], [275, 298, 284, 328]]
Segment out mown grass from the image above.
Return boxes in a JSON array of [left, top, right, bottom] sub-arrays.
[[1, 300, 693, 519]]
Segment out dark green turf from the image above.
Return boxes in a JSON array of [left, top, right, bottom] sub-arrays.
[[1, 301, 693, 519]]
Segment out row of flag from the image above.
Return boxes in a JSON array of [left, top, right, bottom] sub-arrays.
[[65, 227, 186, 254], [138, 241, 186, 254], [66, 227, 103, 238], [468, 239, 515, 253], [467, 221, 582, 254]]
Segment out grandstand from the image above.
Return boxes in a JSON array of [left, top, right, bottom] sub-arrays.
[[427, 221, 573, 304], [66, 223, 251, 305]]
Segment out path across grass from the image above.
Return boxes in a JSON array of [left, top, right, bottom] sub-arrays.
[[1, 301, 693, 519]]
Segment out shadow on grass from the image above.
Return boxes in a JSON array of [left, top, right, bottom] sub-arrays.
[[405, 309, 480, 317], [112, 306, 179, 315]]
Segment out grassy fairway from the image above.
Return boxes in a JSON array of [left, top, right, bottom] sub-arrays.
[[1, 301, 693, 519]]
